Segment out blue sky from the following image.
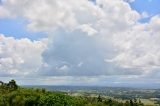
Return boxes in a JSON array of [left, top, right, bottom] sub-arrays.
[[0, 0, 160, 86], [130, 0, 160, 15], [130, 0, 160, 22], [0, 18, 46, 40]]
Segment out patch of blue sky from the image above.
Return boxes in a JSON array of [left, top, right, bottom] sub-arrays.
[[0, 18, 46, 40], [139, 17, 151, 23], [131, 0, 160, 15], [130, 0, 160, 23], [89, 0, 96, 4]]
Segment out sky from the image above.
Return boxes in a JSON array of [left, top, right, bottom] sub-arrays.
[[0, 0, 160, 88]]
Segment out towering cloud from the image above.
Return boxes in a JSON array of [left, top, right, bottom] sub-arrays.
[[0, 0, 160, 85]]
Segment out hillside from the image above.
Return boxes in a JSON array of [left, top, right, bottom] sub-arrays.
[[0, 80, 145, 106]]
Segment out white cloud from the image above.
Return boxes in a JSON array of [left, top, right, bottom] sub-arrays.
[[0, 0, 140, 32], [110, 15, 160, 76], [0, 0, 100, 32], [149, 15, 160, 32], [0, 6, 10, 18], [0, 0, 160, 85], [79, 24, 98, 36], [0, 34, 47, 77], [123, 0, 135, 3], [0, 0, 146, 77], [59, 65, 69, 70], [141, 11, 150, 18]]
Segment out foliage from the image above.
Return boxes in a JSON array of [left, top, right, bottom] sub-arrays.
[[0, 80, 146, 106]]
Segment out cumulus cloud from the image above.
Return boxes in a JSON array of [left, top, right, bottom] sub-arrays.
[[39, 28, 144, 76], [40, 29, 114, 76], [0, 6, 10, 18], [0, 0, 140, 32], [123, 0, 135, 3], [141, 11, 150, 18], [0, 34, 47, 77], [0, 0, 160, 85], [0, 0, 100, 32], [110, 15, 160, 76]]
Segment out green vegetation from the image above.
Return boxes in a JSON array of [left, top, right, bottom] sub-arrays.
[[0, 80, 147, 106]]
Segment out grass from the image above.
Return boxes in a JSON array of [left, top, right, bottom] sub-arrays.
[[141, 99, 155, 106]]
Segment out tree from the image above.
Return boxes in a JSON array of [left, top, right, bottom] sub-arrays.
[[97, 95, 102, 102], [9, 79, 18, 90], [130, 99, 134, 106], [125, 100, 130, 106]]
